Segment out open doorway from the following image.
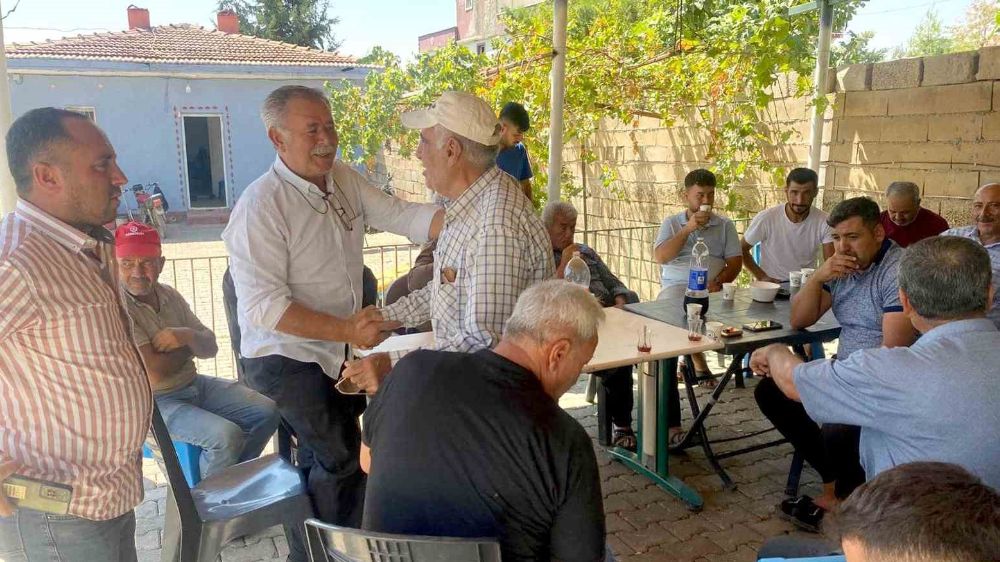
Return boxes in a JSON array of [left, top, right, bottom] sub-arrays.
[[182, 115, 227, 209]]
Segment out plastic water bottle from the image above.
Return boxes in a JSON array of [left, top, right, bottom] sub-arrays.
[[683, 237, 710, 317], [564, 252, 591, 288]]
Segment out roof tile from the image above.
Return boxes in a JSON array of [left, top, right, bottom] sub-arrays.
[[6, 24, 366, 68]]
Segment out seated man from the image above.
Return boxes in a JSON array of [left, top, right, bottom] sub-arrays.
[[943, 182, 999, 328], [545, 200, 637, 450], [756, 197, 916, 527], [753, 236, 999, 530], [361, 281, 608, 562], [654, 168, 741, 442], [116, 222, 279, 478], [742, 167, 833, 283], [879, 181, 948, 247], [757, 462, 1000, 561]]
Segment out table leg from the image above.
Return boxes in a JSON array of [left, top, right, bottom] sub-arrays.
[[606, 358, 704, 511]]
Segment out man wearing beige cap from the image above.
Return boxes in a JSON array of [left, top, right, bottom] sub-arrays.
[[342, 91, 553, 391]]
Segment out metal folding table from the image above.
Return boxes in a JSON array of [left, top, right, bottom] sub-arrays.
[[625, 290, 840, 489]]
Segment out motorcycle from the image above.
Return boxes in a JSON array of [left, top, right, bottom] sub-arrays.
[[127, 182, 168, 239]]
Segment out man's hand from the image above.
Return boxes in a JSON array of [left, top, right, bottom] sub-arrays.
[[686, 210, 711, 231], [346, 307, 400, 349], [342, 353, 392, 394], [613, 294, 628, 308], [708, 280, 723, 293], [749, 346, 776, 376], [555, 243, 581, 278], [0, 458, 23, 517], [151, 328, 194, 353], [814, 253, 860, 283]]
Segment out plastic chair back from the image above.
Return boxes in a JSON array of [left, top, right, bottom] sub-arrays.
[[757, 556, 846, 562], [153, 401, 315, 562], [305, 519, 502, 562], [143, 440, 202, 487], [221, 268, 244, 381]]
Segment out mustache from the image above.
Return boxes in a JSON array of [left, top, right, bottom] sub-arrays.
[[312, 147, 335, 157]]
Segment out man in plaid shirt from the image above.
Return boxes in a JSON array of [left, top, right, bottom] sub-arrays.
[[343, 92, 552, 390]]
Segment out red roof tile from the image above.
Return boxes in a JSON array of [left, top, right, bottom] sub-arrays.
[[6, 24, 367, 68]]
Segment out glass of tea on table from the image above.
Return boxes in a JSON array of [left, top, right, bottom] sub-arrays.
[[687, 315, 704, 341], [637, 325, 652, 353]]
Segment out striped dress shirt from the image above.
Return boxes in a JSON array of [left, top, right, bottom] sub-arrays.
[[0, 200, 151, 521], [382, 167, 553, 352]]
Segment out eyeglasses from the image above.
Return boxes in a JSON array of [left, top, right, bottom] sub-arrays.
[[276, 167, 356, 231]]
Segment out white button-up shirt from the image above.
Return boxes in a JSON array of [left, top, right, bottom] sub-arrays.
[[223, 156, 439, 377]]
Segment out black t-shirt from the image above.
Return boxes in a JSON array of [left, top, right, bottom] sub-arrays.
[[362, 349, 606, 562]]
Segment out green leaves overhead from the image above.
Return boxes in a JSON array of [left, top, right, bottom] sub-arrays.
[[328, 0, 867, 208]]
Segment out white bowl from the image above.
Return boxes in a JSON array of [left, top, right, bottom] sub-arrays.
[[750, 281, 780, 303]]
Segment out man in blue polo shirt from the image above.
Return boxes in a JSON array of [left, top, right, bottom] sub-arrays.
[[943, 182, 999, 328], [496, 102, 534, 202], [755, 196, 916, 530], [751, 236, 1000, 491]]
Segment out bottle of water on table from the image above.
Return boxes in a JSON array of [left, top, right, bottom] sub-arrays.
[[683, 236, 710, 317], [564, 251, 591, 288]]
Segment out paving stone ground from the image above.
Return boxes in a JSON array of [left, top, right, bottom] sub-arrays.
[[138, 233, 839, 561], [137, 370, 840, 562]]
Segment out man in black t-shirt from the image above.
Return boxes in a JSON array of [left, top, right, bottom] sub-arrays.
[[361, 280, 609, 562]]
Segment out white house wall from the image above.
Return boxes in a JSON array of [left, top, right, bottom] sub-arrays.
[[7, 67, 367, 213]]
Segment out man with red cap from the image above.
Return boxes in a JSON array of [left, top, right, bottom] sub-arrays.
[[115, 221, 279, 479]]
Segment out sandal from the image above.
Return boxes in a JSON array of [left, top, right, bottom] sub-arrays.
[[612, 428, 637, 452], [668, 428, 688, 448], [779, 495, 825, 533], [695, 370, 718, 388]]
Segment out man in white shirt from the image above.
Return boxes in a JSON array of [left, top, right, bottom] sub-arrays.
[[742, 168, 834, 283], [222, 85, 442, 562], [341, 91, 553, 392]]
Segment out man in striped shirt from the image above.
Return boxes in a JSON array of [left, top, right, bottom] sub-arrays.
[[0, 108, 150, 561]]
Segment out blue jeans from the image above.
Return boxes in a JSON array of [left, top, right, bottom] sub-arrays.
[[155, 374, 279, 478], [0, 509, 137, 561]]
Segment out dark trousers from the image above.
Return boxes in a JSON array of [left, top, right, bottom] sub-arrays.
[[596, 366, 634, 428], [243, 354, 367, 562], [754, 377, 865, 499]]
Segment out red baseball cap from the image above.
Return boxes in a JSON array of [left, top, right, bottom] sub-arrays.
[[114, 221, 162, 258]]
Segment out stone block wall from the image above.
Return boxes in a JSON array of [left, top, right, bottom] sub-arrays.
[[826, 49, 998, 227]]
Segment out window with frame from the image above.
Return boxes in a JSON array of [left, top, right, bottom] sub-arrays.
[[476, 42, 486, 54], [65, 106, 96, 122], [465, 0, 473, 11]]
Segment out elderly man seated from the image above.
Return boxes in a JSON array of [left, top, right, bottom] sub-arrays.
[[752, 235, 1000, 532], [879, 181, 949, 247], [756, 462, 1000, 561], [757, 196, 916, 529], [943, 182, 999, 328], [360, 281, 608, 562], [116, 222, 279, 478], [544, 200, 637, 450]]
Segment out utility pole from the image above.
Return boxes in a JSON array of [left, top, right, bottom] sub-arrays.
[[546, 0, 568, 202], [789, 0, 844, 174], [0, 0, 17, 216]]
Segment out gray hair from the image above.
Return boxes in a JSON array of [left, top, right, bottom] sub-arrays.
[[434, 125, 499, 171], [885, 181, 921, 203], [261, 85, 330, 131], [542, 201, 578, 227], [504, 280, 606, 344], [899, 236, 992, 320]]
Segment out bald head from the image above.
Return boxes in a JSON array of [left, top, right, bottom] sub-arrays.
[[973, 183, 1000, 244]]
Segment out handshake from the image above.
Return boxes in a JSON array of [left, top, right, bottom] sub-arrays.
[[344, 306, 402, 349]]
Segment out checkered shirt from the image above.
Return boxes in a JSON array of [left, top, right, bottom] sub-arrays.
[[382, 167, 553, 353]]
